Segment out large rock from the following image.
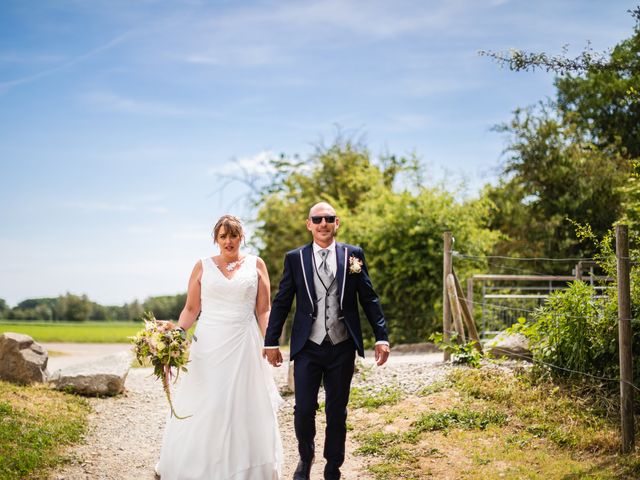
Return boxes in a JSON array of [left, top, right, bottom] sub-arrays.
[[0, 332, 49, 383], [487, 331, 532, 361], [49, 350, 132, 396]]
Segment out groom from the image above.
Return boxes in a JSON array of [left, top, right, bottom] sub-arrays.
[[263, 201, 390, 480]]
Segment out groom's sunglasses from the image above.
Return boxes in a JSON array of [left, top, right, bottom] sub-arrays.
[[310, 215, 336, 224]]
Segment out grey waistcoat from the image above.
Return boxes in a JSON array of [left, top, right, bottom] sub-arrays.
[[308, 260, 349, 345]]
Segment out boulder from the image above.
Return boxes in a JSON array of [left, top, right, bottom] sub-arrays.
[[49, 350, 132, 396], [0, 332, 49, 383], [487, 331, 532, 361]]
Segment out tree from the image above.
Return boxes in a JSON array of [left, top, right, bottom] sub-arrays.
[[486, 105, 628, 261], [479, 8, 639, 77], [55, 293, 92, 322], [554, 29, 640, 158], [252, 136, 415, 296], [9, 297, 57, 321], [143, 294, 187, 320], [343, 188, 498, 342], [124, 300, 144, 321], [253, 137, 497, 343], [481, 6, 640, 254], [2, 293, 185, 322]]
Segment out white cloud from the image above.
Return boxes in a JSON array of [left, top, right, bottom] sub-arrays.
[[387, 113, 434, 130], [127, 226, 154, 235], [60, 200, 168, 214], [61, 201, 135, 212], [204, 0, 461, 39], [183, 44, 288, 68], [169, 0, 476, 73], [81, 91, 219, 118], [207, 150, 277, 176], [171, 231, 207, 241], [0, 32, 130, 94], [0, 51, 67, 64]]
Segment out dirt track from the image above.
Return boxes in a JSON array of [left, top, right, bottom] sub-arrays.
[[46, 344, 445, 480]]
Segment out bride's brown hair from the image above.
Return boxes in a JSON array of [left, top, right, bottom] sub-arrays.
[[212, 215, 244, 240]]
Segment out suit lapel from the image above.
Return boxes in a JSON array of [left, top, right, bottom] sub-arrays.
[[299, 243, 316, 305], [336, 243, 348, 308]]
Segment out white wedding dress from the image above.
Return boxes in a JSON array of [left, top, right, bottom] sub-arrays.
[[157, 255, 283, 480]]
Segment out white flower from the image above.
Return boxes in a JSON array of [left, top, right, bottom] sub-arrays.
[[348, 255, 363, 274]]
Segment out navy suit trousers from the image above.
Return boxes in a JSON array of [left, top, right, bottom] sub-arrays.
[[293, 339, 356, 472]]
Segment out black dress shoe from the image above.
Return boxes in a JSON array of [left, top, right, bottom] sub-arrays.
[[293, 456, 314, 480]]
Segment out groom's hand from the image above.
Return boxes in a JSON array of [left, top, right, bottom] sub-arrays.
[[263, 348, 283, 367], [374, 343, 390, 366]]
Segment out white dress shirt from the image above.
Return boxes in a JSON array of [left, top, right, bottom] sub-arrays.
[[312, 241, 337, 277]]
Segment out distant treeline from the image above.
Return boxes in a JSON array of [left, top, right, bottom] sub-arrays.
[[0, 293, 186, 322]]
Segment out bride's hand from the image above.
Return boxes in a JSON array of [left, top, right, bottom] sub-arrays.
[[156, 320, 177, 332], [262, 348, 283, 367]]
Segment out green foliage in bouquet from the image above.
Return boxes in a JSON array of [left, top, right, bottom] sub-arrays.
[[130, 311, 195, 419]]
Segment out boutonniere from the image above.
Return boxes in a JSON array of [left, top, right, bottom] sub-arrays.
[[348, 255, 363, 274]]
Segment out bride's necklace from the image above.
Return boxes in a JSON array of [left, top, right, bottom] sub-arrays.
[[225, 260, 240, 271], [222, 257, 242, 272]]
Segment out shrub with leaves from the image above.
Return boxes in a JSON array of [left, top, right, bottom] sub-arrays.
[[430, 332, 482, 368], [513, 281, 613, 378], [511, 259, 640, 405]]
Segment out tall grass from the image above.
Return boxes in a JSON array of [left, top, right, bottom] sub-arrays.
[[0, 321, 141, 343]]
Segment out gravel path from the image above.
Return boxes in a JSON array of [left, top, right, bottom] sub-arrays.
[[48, 349, 448, 480]]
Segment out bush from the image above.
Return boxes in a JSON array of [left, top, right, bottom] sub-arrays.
[[513, 276, 640, 407], [516, 282, 612, 377]]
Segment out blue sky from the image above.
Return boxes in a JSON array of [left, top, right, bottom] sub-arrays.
[[0, 0, 636, 307]]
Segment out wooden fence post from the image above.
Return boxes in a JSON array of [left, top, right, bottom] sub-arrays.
[[467, 277, 474, 314], [446, 274, 466, 343], [616, 224, 634, 453], [443, 232, 453, 361], [453, 272, 483, 352], [575, 261, 583, 281]]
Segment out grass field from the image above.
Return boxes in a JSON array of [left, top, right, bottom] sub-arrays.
[[0, 381, 90, 480], [349, 367, 640, 479], [0, 321, 141, 343]]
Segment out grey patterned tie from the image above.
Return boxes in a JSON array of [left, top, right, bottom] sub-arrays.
[[318, 249, 334, 286]]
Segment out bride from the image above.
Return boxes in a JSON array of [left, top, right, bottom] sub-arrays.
[[155, 215, 283, 480]]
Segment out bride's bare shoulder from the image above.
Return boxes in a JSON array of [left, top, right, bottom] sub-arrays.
[[255, 256, 270, 273], [190, 259, 205, 277]]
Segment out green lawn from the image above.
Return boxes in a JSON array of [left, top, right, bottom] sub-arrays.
[[0, 381, 90, 480], [0, 321, 141, 343]]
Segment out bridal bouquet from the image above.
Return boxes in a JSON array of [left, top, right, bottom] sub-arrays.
[[130, 311, 195, 419]]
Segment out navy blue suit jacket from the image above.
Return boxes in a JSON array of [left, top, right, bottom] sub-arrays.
[[265, 242, 389, 359]]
